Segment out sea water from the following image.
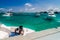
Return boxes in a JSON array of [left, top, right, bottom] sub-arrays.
[[0, 12, 60, 31]]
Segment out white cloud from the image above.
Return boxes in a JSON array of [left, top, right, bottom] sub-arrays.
[[24, 3, 36, 12], [46, 5, 60, 12], [29, 8, 35, 11], [54, 8, 60, 12], [0, 8, 4, 10], [25, 3, 32, 7], [20, 9, 24, 12], [0, 8, 6, 11], [0, 8, 7, 12], [7, 8, 13, 12]]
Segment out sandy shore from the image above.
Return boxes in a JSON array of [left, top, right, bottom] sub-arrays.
[[1, 27, 60, 40], [1, 24, 60, 40], [0, 24, 35, 39]]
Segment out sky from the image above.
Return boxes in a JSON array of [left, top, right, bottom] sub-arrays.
[[0, 0, 60, 12]]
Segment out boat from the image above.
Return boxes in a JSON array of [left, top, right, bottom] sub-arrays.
[[48, 9, 56, 17], [48, 14, 56, 17], [35, 12, 40, 17], [2, 12, 12, 17]]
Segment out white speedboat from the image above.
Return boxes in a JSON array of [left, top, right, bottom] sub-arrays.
[[35, 12, 40, 17], [48, 9, 56, 17], [36, 13, 40, 16], [48, 13, 56, 17], [3, 12, 12, 17]]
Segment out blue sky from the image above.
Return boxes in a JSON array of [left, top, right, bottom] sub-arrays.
[[0, 0, 60, 12]]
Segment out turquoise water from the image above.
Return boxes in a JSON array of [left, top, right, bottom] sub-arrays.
[[0, 13, 60, 31]]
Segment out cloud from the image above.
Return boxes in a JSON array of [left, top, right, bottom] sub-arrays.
[[54, 8, 60, 12], [24, 3, 36, 12], [0, 8, 13, 12], [7, 8, 13, 12], [0, 8, 4, 10], [25, 3, 32, 7], [19, 9, 24, 12], [29, 8, 35, 11], [0, 8, 7, 12], [46, 5, 60, 12], [0, 8, 6, 11]]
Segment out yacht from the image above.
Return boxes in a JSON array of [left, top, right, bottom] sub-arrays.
[[48, 9, 56, 17], [3, 12, 12, 17], [35, 12, 40, 17]]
